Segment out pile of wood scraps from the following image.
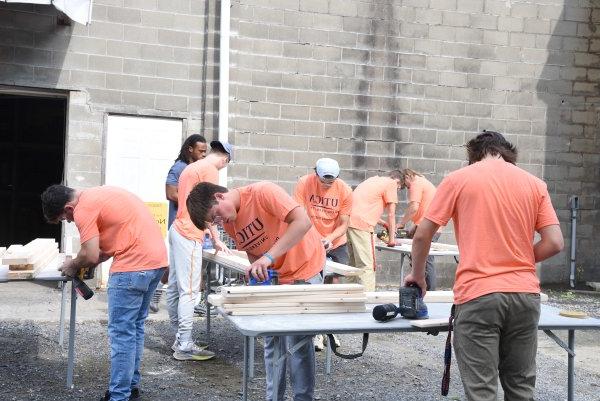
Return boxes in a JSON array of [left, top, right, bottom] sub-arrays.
[[1, 238, 61, 279], [208, 283, 366, 315]]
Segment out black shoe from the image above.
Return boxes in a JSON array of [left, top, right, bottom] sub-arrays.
[[129, 388, 141, 400], [101, 388, 141, 401]]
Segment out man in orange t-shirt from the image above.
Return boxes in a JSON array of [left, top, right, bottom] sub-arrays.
[[405, 131, 563, 401], [167, 141, 231, 362], [397, 169, 439, 289], [41, 185, 167, 401], [294, 158, 353, 267], [186, 181, 325, 401], [347, 171, 401, 291]]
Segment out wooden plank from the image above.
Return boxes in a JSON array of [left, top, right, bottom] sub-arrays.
[[222, 294, 366, 303], [0, 247, 6, 259], [410, 318, 449, 328], [205, 249, 362, 277], [223, 283, 364, 295], [225, 306, 366, 316], [7, 270, 35, 280], [365, 291, 454, 304], [223, 301, 365, 309], [221, 290, 365, 300], [1, 245, 28, 265]]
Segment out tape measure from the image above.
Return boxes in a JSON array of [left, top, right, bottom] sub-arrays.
[[559, 310, 588, 319]]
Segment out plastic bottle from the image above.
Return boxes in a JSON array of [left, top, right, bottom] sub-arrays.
[[202, 232, 214, 250]]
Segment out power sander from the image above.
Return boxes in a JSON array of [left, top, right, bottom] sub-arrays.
[[372, 283, 428, 322]]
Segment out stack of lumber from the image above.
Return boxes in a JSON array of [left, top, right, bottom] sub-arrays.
[[208, 283, 366, 315], [1, 238, 60, 279], [202, 249, 362, 277], [366, 290, 454, 304]]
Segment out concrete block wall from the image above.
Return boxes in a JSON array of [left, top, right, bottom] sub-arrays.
[[0, 0, 220, 189], [228, 0, 600, 284]]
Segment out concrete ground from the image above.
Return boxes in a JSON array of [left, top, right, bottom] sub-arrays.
[[1, 281, 599, 401]]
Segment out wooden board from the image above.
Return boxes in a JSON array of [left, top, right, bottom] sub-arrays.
[[0, 247, 6, 259], [410, 318, 449, 328], [366, 291, 454, 304], [225, 305, 366, 316], [223, 283, 364, 295], [1, 244, 28, 265], [204, 249, 362, 277]]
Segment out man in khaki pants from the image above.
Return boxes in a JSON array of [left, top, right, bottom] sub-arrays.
[[406, 131, 564, 400], [347, 171, 401, 291]]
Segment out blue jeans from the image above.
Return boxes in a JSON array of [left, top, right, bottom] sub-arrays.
[[107, 267, 165, 401]]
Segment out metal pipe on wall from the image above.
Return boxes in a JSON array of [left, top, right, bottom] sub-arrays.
[[569, 196, 579, 288], [218, 0, 231, 187]]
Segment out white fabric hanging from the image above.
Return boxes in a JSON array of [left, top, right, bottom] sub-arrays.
[[0, 0, 93, 25]]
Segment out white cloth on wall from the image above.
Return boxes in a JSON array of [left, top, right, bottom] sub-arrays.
[[1, 0, 92, 25]]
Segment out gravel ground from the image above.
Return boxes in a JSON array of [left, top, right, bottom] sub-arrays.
[[0, 284, 599, 401]]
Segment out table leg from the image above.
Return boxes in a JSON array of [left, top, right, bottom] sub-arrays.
[[243, 335, 250, 401], [58, 280, 67, 346], [272, 337, 281, 401], [66, 281, 77, 389], [568, 330, 575, 401], [325, 337, 332, 375], [205, 261, 211, 340], [249, 336, 255, 379], [399, 253, 405, 287]]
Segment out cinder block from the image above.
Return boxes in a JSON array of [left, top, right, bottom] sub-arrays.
[[498, 16, 524, 32], [283, 10, 314, 28], [416, 8, 443, 24], [295, 121, 324, 137], [313, 14, 343, 30], [312, 76, 341, 91], [299, 28, 328, 46], [313, 45, 341, 61], [309, 137, 338, 152], [300, 0, 328, 13], [254, 7, 284, 24], [123, 59, 156, 75], [457, 0, 483, 12], [106, 6, 141, 24], [141, 44, 175, 61], [69, 37, 107, 55], [329, 31, 357, 47], [123, 26, 158, 45], [483, 30, 508, 45], [440, 71, 467, 87], [325, 123, 353, 138], [283, 42, 313, 58], [157, 0, 190, 13], [239, 21, 269, 39], [280, 136, 309, 151], [431, 0, 457, 10], [158, 29, 190, 47], [296, 59, 325, 75], [88, 88, 122, 105], [456, 27, 483, 43], [89, 55, 123, 73], [141, 11, 174, 29], [282, 74, 311, 89], [296, 91, 325, 106], [269, 25, 299, 42], [510, 3, 537, 18], [281, 104, 308, 120], [430, 25, 456, 40], [267, 88, 297, 104], [329, 0, 357, 17], [237, 117, 266, 132], [108, 40, 142, 58], [70, 70, 106, 88], [524, 18, 550, 34], [265, 150, 295, 165], [493, 105, 519, 120], [88, 21, 124, 40], [252, 39, 283, 56], [401, 22, 430, 38], [442, 11, 470, 27], [155, 94, 187, 112], [469, 14, 498, 29], [251, 102, 281, 118], [142, 77, 173, 93], [155, 62, 188, 79], [252, 71, 283, 87]]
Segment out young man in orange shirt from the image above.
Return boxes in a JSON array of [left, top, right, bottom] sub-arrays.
[[405, 131, 563, 401], [186, 181, 325, 401], [347, 171, 401, 291], [294, 158, 353, 266], [150, 134, 208, 313], [294, 158, 352, 351], [396, 169, 439, 290], [167, 141, 231, 361], [41, 185, 168, 401]]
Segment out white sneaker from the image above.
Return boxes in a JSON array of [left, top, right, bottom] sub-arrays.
[[171, 339, 209, 352], [313, 334, 324, 352], [171, 340, 214, 361]]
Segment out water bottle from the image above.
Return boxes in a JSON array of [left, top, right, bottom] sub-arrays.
[[202, 232, 214, 250]]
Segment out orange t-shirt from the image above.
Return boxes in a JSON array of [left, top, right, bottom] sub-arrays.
[[407, 175, 436, 225], [425, 158, 559, 305], [222, 182, 325, 284], [348, 176, 398, 232], [74, 186, 167, 273], [293, 174, 353, 249], [173, 159, 219, 241]]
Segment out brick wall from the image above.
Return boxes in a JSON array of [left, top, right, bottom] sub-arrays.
[[228, 0, 600, 285]]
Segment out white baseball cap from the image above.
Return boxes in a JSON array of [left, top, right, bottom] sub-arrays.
[[315, 158, 340, 178]]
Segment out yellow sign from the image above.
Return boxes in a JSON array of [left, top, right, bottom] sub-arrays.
[[145, 202, 168, 238]]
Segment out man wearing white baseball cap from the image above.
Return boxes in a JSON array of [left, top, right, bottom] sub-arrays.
[[294, 158, 353, 351]]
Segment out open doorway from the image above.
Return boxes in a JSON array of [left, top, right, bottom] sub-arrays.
[[0, 92, 67, 247]]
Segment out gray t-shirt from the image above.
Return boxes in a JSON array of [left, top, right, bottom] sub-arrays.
[[165, 160, 188, 227]]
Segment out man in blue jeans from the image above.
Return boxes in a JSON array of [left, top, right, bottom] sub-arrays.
[[41, 185, 168, 401]]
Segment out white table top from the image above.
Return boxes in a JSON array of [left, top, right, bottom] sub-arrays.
[[0, 254, 67, 282], [222, 303, 600, 337], [376, 242, 459, 257]]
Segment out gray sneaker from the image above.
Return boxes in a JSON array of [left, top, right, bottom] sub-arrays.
[[194, 300, 217, 316], [172, 342, 215, 361], [171, 340, 209, 352]]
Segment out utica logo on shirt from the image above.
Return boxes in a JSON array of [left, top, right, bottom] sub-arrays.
[[309, 194, 339, 208], [235, 218, 269, 251]]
